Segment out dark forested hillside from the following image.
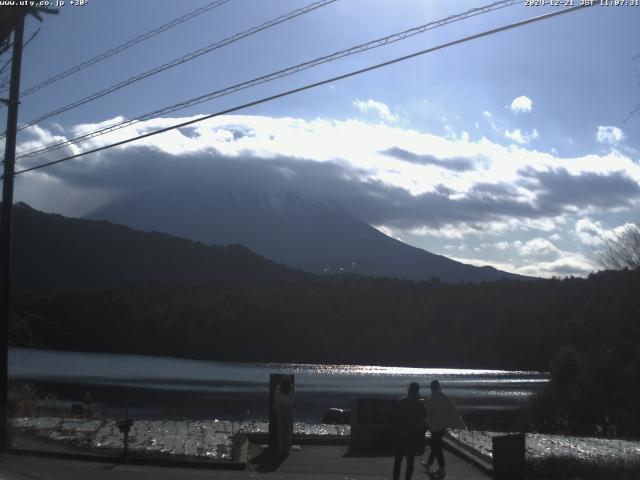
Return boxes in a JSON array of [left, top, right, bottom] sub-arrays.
[[14, 269, 640, 372], [11, 202, 301, 291], [9, 203, 640, 435], [11, 203, 639, 373]]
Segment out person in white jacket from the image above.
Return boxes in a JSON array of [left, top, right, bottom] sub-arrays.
[[423, 380, 463, 477]]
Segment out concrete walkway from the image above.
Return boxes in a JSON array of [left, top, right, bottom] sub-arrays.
[[0, 444, 490, 480]]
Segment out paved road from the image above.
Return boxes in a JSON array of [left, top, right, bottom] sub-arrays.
[[0, 445, 490, 480]]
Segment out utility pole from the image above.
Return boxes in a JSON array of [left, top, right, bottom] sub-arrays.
[[0, 14, 25, 452]]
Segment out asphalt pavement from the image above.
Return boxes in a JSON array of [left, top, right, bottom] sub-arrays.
[[0, 444, 490, 480]]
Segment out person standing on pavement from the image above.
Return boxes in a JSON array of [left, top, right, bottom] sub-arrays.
[[393, 382, 427, 480], [424, 379, 464, 478]]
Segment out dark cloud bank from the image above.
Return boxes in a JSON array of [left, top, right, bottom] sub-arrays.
[[31, 144, 640, 230], [381, 146, 477, 172]]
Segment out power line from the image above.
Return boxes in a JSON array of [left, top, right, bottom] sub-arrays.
[[5, 0, 338, 138], [0, 0, 232, 98], [15, 0, 519, 161], [0, 26, 39, 75], [0, 27, 39, 93], [12, 3, 594, 178]]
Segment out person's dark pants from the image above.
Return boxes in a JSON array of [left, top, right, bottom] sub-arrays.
[[393, 447, 415, 480], [427, 429, 445, 468]]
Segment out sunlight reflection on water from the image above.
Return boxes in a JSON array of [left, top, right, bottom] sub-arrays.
[[270, 362, 543, 376], [9, 347, 548, 417]]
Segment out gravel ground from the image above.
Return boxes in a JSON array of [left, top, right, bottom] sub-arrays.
[[11, 416, 349, 460]]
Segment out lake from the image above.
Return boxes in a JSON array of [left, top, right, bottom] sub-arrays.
[[9, 348, 548, 429]]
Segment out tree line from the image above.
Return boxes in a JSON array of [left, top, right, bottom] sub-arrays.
[[10, 205, 640, 436], [12, 267, 640, 436]]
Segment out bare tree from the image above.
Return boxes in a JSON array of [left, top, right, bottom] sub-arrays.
[[598, 223, 640, 271]]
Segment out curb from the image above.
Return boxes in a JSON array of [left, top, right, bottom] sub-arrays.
[[7, 447, 248, 470], [8, 433, 488, 474], [246, 432, 351, 445], [443, 435, 493, 475]]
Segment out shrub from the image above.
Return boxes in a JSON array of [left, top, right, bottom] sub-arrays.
[[7, 381, 40, 418]]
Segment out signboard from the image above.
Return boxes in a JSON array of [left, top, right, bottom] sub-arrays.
[[355, 398, 396, 424], [350, 397, 397, 449]]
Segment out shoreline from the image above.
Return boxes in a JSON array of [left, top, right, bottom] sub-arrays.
[[18, 377, 535, 433], [10, 414, 640, 479], [12, 414, 640, 460]]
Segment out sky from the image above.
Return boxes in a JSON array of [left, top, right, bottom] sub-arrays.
[[2, 0, 639, 278]]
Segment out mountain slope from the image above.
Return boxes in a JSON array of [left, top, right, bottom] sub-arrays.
[[87, 188, 526, 282], [11, 202, 299, 291]]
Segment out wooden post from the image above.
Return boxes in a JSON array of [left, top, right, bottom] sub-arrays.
[[0, 14, 25, 452], [268, 373, 294, 448]]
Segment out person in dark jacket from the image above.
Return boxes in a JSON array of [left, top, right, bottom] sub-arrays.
[[393, 382, 427, 480]]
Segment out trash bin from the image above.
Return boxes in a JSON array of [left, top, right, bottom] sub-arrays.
[[492, 433, 525, 480]]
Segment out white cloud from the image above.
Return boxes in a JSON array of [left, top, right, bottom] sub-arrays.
[[575, 218, 606, 247], [375, 225, 403, 241], [449, 256, 518, 274], [353, 99, 398, 122], [451, 251, 596, 278], [22, 114, 640, 211], [482, 110, 499, 132], [516, 237, 562, 258], [575, 218, 635, 247], [596, 125, 624, 145], [408, 221, 515, 239], [406, 216, 565, 241], [516, 254, 596, 278], [504, 128, 539, 144], [510, 95, 533, 113]]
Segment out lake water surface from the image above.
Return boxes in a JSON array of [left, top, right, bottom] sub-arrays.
[[9, 348, 548, 429]]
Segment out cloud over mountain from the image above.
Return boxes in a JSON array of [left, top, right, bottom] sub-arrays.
[[15, 111, 640, 277]]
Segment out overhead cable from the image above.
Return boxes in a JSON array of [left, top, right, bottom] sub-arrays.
[[15, 0, 518, 161], [5, 0, 338, 137], [12, 3, 594, 177], [0, 0, 232, 98]]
